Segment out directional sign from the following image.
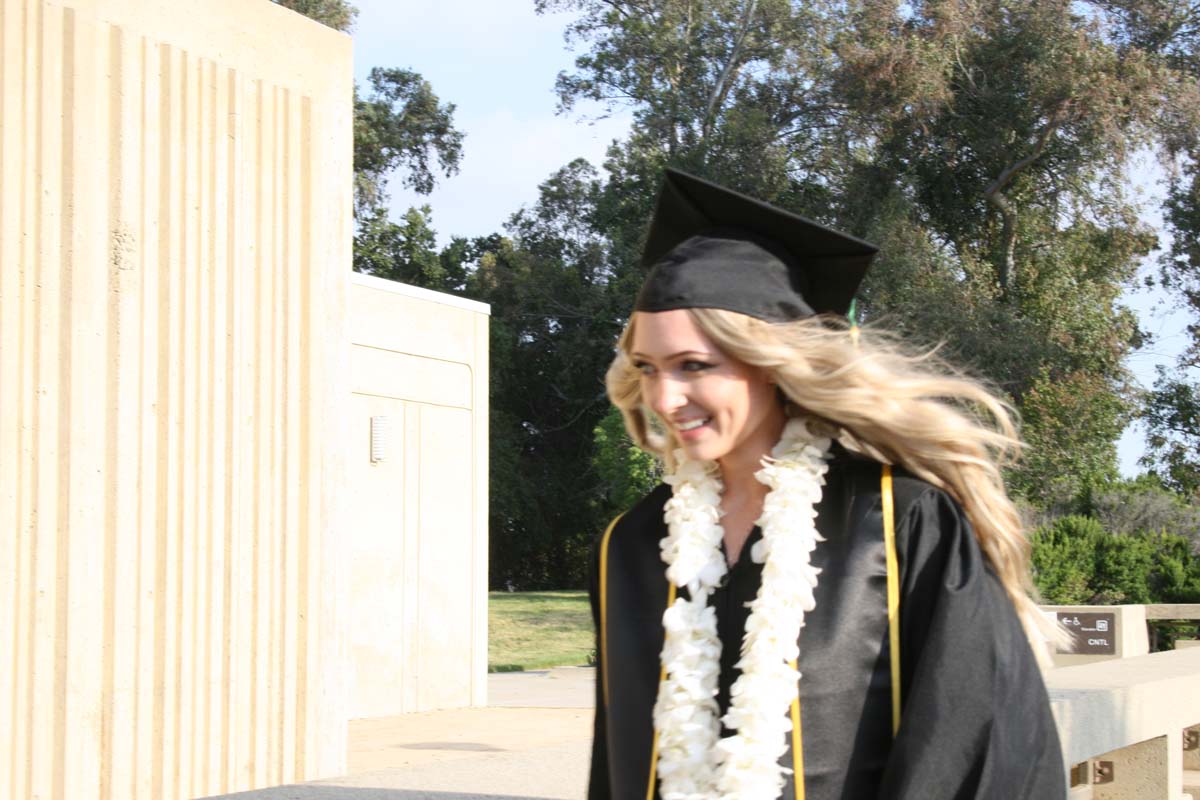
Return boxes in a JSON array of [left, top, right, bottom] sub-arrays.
[[1056, 612, 1117, 655]]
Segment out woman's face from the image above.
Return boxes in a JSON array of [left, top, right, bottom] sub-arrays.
[[629, 310, 785, 469]]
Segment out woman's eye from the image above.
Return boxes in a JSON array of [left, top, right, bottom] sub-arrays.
[[633, 360, 656, 376], [682, 360, 714, 372]]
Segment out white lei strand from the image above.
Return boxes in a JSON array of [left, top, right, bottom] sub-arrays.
[[653, 417, 831, 800]]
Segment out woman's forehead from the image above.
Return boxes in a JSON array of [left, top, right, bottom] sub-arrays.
[[629, 310, 720, 357]]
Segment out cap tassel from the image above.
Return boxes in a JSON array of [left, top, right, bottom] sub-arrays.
[[848, 299, 861, 349]]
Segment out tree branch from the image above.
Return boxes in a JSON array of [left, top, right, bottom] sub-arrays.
[[983, 101, 1071, 296], [599, 0, 633, 20], [984, 102, 1068, 198], [954, 37, 978, 94], [1145, 1, 1200, 52], [701, 0, 758, 142]]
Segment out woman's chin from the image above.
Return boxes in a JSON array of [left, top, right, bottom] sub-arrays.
[[678, 438, 727, 463]]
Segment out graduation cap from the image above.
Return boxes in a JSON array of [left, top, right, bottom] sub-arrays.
[[634, 169, 878, 321]]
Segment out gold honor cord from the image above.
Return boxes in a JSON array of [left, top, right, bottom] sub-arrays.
[[789, 659, 805, 800], [850, 302, 902, 735], [882, 465, 902, 735], [599, 514, 623, 709]]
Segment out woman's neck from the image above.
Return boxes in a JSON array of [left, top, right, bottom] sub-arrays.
[[715, 414, 790, 564], [716, 457, 771, 565], [716, 410, 787, 494], [718, 463, 769, 503]]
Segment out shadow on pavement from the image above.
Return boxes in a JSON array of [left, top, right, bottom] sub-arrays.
[[201, 786, 563, 800]]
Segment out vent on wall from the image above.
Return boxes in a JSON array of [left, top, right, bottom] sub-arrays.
[[371, 415, 390, 463]]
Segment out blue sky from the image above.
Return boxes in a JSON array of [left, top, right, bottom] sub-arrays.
[[349, 0, 1190, 476], [351, 0, 631, 239]]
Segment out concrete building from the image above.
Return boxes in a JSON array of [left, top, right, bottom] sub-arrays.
[[346, 274, 490, 719], [0, 1, 489, 798]]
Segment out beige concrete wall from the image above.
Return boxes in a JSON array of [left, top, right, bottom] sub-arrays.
[[1048, 648, 1200, 798], [347, 274, 490, 718], [0, 1, 352, 798]]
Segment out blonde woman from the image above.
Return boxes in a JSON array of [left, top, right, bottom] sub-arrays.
[[587, 170, 1064, 800]]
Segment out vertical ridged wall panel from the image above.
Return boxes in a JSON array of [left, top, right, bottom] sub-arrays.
[[344, 276, 490, 717], [0, 1, 352, 798]]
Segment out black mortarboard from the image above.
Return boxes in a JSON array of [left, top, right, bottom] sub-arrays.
[[634, 169, 878, 321]]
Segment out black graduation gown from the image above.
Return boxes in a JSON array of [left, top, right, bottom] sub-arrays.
[[587, 448, 1065, 800]]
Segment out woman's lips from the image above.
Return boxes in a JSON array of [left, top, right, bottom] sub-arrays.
[[675, 417, 711, 440]]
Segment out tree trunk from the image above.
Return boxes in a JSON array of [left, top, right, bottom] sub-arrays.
[[982, 102, 1069, 298], [701, 0, 758, 143], [987, 190, 1018, 297]]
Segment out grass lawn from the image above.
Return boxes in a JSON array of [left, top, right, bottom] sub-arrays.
[[488, 590, 594, 672]]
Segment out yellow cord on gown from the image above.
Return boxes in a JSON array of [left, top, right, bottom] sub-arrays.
[[599, 514, 623, 709], [882, 465, 902, 735], [851, 301, 902, 735], [789, 659, 805, 800]]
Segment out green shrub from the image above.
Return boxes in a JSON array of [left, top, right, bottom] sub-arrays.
[[1031, 515, 1200, 605], [1031, 515, 1107, 604]]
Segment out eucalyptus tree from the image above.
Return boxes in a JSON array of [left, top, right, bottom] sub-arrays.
[[274, 0, 358, 31], [541, 0, 1185, 506], [1087, 1, 1200, 496], [1142, 369, 1200, 496], [273, 0, 464, 217], [540, 0, 855, 198], [839, 0, 1181, 500]]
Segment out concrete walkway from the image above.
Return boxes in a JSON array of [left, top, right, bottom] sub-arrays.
[[203, 667, 596, 800]]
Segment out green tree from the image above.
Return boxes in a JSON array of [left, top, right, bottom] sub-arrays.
[[1148, 532, 1200, 602], [835, 0, 1171, 502], [1148, 142, 1200, 498], [592, 407, 662, 510], [468, 162, 631, 588], [1091, 1, 1200, 80], [353, 68, 465, 213], [1096, 1, 1200, 502], [275, 0, 465, 216], [1142, 367, 1200, 496], [1087, 474, 1200, 540], [541, 0, 849, 195], [843, 0, 1162, 296], [1011, 368, 1128, 501], [273, 0, 357, 32], [353, 205, 474, 291]]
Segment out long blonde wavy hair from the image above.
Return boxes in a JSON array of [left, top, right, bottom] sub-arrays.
[[607, 307, 1057, 657]]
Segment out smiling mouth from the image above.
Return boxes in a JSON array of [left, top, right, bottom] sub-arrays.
[[676, 418, 711, 432]]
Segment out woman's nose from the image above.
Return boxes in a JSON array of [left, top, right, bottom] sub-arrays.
[[648, 375, 687, 417]]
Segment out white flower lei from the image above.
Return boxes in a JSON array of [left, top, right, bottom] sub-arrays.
[[653, 417, 831, 800]]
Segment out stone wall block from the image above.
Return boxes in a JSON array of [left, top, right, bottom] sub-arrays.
[[0, 1, 353, 797]]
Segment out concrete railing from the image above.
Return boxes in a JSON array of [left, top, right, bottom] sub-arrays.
[[1146, 605, 1200, 653], [1146, 605, 1200, 621], [1048, 647, 1200, 799]]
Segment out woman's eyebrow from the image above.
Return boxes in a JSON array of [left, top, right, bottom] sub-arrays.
[[630, 350, 713, 361]]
